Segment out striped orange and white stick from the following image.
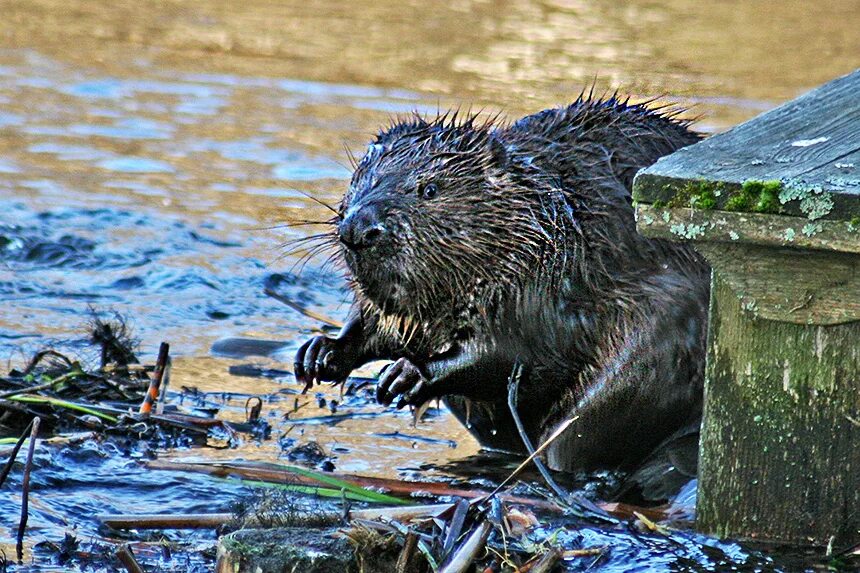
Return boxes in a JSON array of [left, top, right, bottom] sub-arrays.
[[139, 342, 170, 416]]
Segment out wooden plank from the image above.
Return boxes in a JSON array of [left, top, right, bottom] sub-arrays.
[[636, 205, 860, 325], [632, 70, 860, 546], [797, 148, 860, 195], [698, 274, 860, 546], [635, 204, 860, 255], [695, 242, 860, 325], [634, 68, 860, 219]]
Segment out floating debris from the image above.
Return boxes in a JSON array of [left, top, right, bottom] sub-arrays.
[[0, 322, 270, 443]]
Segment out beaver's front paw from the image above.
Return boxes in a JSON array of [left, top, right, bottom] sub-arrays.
[[294, 335, 355, 391], [376, 357, 431, 409]]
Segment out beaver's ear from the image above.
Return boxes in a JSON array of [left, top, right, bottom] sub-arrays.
[[488, 134, 510, 170]]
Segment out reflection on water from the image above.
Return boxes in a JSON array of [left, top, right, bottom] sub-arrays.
[[0, 0, 858, 570]]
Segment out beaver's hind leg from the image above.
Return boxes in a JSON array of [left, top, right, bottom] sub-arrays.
[[542, 303, 706, 473]]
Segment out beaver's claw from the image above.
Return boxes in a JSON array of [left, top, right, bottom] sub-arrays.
[[294, 335, 353, 391], [376, 357, 432, 409]]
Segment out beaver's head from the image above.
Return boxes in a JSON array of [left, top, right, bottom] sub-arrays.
[[336, 113, 568, 316]]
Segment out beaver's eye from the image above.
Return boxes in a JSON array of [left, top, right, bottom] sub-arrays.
[[419, 182, 438, 200]]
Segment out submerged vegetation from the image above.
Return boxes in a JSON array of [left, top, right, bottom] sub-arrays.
[[0, 314, 269, 443]]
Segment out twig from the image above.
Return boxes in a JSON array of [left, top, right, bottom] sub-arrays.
[[395, 530, 419, 573], [529, 548, 561, 573], [561, 547, 605, 558], [22, 350, 73, 375], [263, 287, 343, 328], [348, 503, 454, 523], [116, 544, 145, 573], [0, 368, 85, 399], [0, 419, 34, 488], [439, 521, 492, 573], [633, 511, 669, 535], [481, 413, 577, 502], [8, 395, 119, 423], [505, 361, 614, 523], [154, 356, 171, 416], [245, 397, 263, 422], [384, 519, 440, 571], [16, 417, 40, 562], [506, 362, 569, 501], [144, 459, 563, 510], [443, 498, 471, 556], [98, 504, 455, 530], [139, 343, 169, 415], [99, 513, 232, 530], [0, 381, 57, 400]]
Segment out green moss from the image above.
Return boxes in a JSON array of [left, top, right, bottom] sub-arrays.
[[664, 180, 720, 210], [761, 180, 782, 194], [221, 528, 359, 573], [724, 180, 783, 214], [848, 216, 860, 231], [692, 190, 717, 209], [725, 192, 755, 212], [755, 180, 781, 213], [651, 199, 666, 209]]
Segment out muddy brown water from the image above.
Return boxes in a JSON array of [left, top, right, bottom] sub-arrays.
[[0, 1, 858, 571]]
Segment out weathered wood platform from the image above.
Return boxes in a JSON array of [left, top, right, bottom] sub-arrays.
[[635, 68, 860, 218], [633, 68, 860, 547]]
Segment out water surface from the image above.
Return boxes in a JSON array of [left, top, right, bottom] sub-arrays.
[[1, 1, 858, 570]]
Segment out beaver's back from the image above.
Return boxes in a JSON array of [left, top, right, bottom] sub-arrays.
[[461, 98, 710, 478], [502, 95, 700, 188], [493, 97, 705, 294]]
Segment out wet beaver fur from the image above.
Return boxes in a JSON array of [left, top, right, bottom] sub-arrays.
[[294, 94, 710, 485]]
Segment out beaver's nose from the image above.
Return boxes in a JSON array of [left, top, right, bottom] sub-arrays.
[[339, 204, 386, 251]]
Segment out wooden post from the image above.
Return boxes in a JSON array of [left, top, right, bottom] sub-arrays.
[[633, 68, 860, 547]]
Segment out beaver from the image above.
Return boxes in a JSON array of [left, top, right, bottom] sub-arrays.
[[294, 94, 710, 478]]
